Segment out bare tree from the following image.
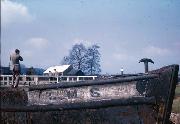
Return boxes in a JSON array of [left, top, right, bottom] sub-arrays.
[[61, 43, 101, 75], [61, 43, 87, 72], [86, 45, 101, 75]]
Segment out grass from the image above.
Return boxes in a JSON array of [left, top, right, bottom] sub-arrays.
[[172, 84, 180, 113], [175, 84, 180, 96], [172, 98, 180, 113]]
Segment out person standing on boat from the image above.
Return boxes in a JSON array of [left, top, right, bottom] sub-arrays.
[[10, 49, 23, 88]]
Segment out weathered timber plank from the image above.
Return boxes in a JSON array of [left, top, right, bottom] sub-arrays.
[[163, 65, 179, 124], [28, 74, 158, 91], [1, 105, 157, 124], [28, 81, 142, 105], [1, 96, 155, 112], [149, 64, 179, 124], [0, 88, 28, 106]]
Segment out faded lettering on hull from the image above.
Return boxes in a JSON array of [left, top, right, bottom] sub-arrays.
[[28, 82, 140, 105]]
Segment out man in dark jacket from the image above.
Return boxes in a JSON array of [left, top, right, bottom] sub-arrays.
[[10, 49, 23, 88]]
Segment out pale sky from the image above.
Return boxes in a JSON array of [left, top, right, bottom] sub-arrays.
[[1, 0, 180, 74]]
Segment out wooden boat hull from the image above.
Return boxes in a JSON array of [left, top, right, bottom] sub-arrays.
[[1, 65, 179, 124]]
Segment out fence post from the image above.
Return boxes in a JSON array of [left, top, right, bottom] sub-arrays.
[[77, 76, 79, 81], [56, 76, 59, 83], [67, 77, 69, 82]]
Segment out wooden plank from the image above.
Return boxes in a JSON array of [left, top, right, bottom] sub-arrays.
[[28, 74, 158, 91], [28, 81, 147, 105], [163, 65, 179, 124], [149, 64, 179, 124], [1, 97, 155, 112]]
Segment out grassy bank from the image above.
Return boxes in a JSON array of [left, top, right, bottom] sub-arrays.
[[172, 84, 180, 113], [175, 84, 180, 96]]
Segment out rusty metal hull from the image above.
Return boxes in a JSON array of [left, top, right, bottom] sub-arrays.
[[1, 65, 179, 124]]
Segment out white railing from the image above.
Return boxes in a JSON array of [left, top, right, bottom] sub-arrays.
[[0, 75, 97, 87]]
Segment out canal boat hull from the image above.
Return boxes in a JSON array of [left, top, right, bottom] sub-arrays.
[[1, 65, 179, 124]]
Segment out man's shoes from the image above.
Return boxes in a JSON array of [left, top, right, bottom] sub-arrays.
[[14, 85, 18, 88], [11, 85, 18, 88]]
